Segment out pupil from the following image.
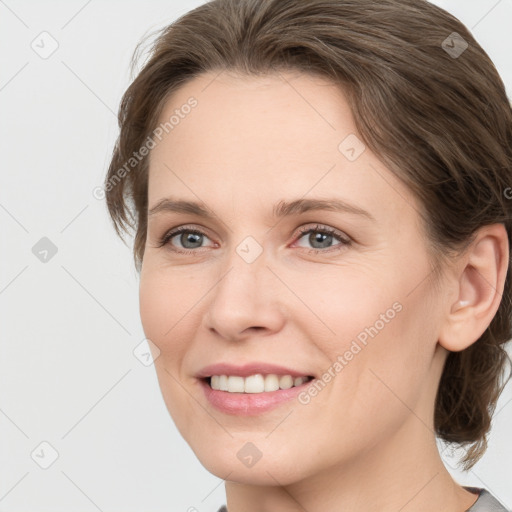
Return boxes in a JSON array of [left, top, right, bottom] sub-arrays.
[[311, 232, 331, 249], [183, 232, 202, 248]]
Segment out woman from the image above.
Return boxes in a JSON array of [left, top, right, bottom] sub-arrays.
[[104, 0, 512, 510]]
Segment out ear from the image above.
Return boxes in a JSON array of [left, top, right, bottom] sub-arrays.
[[438, 223, 509, 352]]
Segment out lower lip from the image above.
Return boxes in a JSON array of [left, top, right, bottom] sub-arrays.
[[199, 378, 313, 416]]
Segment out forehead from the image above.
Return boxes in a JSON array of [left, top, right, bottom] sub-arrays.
[[147, 70, 417, 227], [152, 70, 350, 159]]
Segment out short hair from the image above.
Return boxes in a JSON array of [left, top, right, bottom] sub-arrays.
[[104, 0, 512, 469]]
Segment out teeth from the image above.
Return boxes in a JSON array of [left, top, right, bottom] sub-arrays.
[[265, 374, 280, 392], [209, 374, 311, 393]]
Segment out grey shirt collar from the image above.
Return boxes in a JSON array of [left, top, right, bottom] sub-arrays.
[[465, 487, 510, 511]]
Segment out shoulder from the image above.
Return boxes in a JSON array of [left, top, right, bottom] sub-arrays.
[[465, 487, 510, 512]]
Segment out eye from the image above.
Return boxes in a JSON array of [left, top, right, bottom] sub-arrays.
[[156, 225, 216, 254], [292, 224, 351, 253]]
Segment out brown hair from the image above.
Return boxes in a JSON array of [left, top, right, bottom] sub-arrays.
[[104, 0, 512, 469]]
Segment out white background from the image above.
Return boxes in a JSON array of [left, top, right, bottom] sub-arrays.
[[1, 1, 511, 511]]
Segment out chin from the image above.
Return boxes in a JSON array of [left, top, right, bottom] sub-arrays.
[[190, 438, 314, 486]]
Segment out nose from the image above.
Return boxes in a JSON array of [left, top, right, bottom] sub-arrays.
[[203, 245, 285, 342]]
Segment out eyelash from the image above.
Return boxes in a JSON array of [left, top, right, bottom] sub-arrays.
[[156, 224, 352, 255]]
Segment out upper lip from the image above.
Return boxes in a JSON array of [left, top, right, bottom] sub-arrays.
[[196, 362, 314, 379]]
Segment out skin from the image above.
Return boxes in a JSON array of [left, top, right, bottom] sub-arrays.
[[139, 70, 508, 512]]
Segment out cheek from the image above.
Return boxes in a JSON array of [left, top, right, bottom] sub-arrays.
[[139, 269, 202, 433], [287, 263, 398, 353], [138, 268, 200, 431], [138, 268, 198, 355], [295, 261, 438, 419], [139, 275, 169, 351]]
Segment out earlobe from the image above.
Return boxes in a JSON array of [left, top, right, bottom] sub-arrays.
[[438, 224, 509, 352]]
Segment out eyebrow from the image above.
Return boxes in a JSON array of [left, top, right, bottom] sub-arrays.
[[148, 197, 375, 221]]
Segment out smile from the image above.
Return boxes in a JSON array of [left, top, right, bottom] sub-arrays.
[[200, 374, 315, 415], [208, 373, 313, 393]]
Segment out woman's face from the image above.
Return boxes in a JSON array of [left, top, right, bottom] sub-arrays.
[[139, 70, 449, 484]]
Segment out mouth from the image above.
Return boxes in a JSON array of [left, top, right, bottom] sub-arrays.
[[202, 374, 315, 394], [199, 373, 316, 415]]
